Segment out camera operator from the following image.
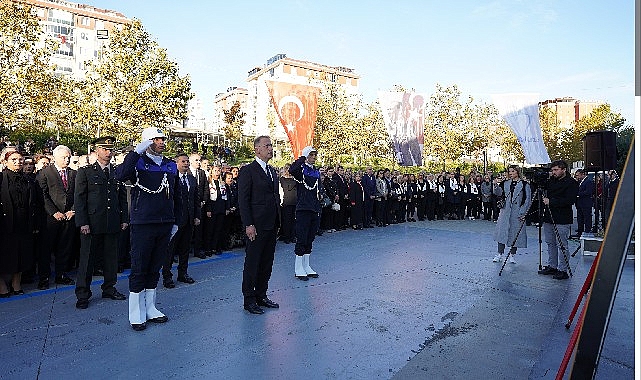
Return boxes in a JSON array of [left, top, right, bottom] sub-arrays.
[[537, 160, 578, 280]]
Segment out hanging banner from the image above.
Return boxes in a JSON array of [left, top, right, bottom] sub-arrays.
[[378, 91, 426, 166], [265, 81, 320, 158], [491, 93, 551, 165]]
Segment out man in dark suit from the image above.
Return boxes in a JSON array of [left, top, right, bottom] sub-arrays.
[[74, 137, 129, 309], [162, 153, 201, 288], [238, 136, 280, 315], [37, 144, 77, 289], [571, 169, 595, 239], [188, 153, 208, 259]]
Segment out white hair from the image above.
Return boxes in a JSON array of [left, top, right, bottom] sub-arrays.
[[52, 145, 71, 157]]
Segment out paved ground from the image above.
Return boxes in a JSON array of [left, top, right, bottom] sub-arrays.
[[0, 219, 635, 380]]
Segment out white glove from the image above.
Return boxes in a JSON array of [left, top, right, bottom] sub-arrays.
[[170, 225, 178, 240], [135, 140, 153, 154]]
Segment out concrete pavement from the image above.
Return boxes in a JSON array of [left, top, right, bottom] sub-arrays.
[[0, 219, 635, 379]]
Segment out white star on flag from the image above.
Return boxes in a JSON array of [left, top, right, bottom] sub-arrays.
[[286, 123, 296, 132]]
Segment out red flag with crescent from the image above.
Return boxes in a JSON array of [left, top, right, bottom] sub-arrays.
[[265, 80, 320, 158]]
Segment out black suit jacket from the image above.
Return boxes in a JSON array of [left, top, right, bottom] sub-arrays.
[[174, 173, 200, 227], [190, 167, 208, 206], [237, 160, 280, 231], [38, 164, 76, 216], [74, 162, 128, 234]]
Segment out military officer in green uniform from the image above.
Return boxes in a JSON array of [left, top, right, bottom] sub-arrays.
[[74, 136, 129, 309]]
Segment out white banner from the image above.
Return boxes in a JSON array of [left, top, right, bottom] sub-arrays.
[[378, 91, 426, 166], [491, 93, 550, 164]]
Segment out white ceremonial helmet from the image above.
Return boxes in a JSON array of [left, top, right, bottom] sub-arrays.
[[141, 127, 166, 141], [301, 146, 317, 157]]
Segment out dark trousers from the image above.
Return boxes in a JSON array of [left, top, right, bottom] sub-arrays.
[[416, 197, 426, 220], [280, 204, 296, 241], [435, 198, 445, 220], [162, 223, 193, 279], [576, 206, 592, 234], [129, 223, 172, 293], [375, 200, 386, 225], [192, 208, 206, 254], [242, 228, 277, 305], [75, 232, 119, 300], [295, 210, 321, 256], [482, 201, 493, 220], [426, 196, 436, 220], [205, 212, 225, 252], [118, 225, 131, 270], [39, 217, 75, 280], [364, 198, 374, 226]]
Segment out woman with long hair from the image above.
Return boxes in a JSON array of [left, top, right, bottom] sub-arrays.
[[493, 165, 531, 264]]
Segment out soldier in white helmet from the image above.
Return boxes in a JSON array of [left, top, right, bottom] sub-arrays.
[[115, 127, 178, 331]]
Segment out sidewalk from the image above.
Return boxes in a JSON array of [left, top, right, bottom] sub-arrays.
[[0, 219, 635, 379]]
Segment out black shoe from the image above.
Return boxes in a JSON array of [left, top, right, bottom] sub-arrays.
[[148, 315, 168, 323], [102, 290, 126, 300], [55, 274, 75, 286], [538, 266, 558, 275], [131, 323, 146, 331], [214, 250, 222, 255], [256, 297, 279, 308], [307, 273, 319, 278], [553, 271, 570, 280], [244, 303, 264, 314], [295, 275, 309, 281], [76, 299, 89, 309], [177, 274, 195, 284], [11, 288, 24, 295], [0, 292, 10, 298], [93, 269, 104, 276], [195, 251, 207, 259], [37, 278, 50, 290], [163, 279, 176, 289]]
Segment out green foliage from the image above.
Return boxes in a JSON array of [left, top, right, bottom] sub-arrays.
[[222, 101, 245, 147]]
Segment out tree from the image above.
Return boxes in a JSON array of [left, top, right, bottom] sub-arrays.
[[561, 104, 626, 162], [222, 101, 245, 147], [0, 0, 57, 130], [423, 84, 465, 168], [538, 106, 565, 160], [83, 19, 193, 143]]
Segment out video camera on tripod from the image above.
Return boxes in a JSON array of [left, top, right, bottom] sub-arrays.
[[523, 165, 551, 189]]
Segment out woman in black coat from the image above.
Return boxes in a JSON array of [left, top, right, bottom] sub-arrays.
[[349, 172, 365, 229], [0, 151, 42, 297]]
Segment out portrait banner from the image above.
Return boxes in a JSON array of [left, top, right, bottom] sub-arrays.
[[266, 81, 320, 158], [492, 93, 551, 165], [378, 91, 426, 166]]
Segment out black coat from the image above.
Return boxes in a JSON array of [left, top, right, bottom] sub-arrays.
[[174, 172, 201, 227], [238, 160, 280, 231], [0, 169, 42, 233], [74, 162, 128, 234], [38, 164, 76, 216], [542, 174, 578, 225]]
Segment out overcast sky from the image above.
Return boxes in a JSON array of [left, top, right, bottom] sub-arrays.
[[88, 0, 636, 126]]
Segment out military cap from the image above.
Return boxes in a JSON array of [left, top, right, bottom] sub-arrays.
[[92, 136, 116, 150]]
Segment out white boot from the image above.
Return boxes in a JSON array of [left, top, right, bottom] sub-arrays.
[[302, 254, 318, 278], [128, 291, 146, 331], [508, 254, 517, 264], [295, 255, 308, 281], [492, 254, 503, 262], [144, 288, 168, 323]]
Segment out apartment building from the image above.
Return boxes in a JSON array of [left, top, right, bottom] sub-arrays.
[[540, 97, 603, 129], [20, 0, 130, 78]]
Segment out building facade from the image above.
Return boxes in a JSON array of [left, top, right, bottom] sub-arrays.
[[241, 54, 360, 139], [20, 0, 130, 78], [540, 97, 603, 129]]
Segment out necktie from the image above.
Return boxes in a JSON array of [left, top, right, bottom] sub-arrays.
[[103, 166, 109, 178], [60, 170, 68, 190], [265, 165, 272, 182], [181, 174, 188, 189]]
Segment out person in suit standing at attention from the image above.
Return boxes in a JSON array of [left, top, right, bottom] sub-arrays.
[[115, 127, 177, 331], [570, 169, 595, 239], [289, 146, 323, 281], [188, 153, 208, 259], [162, 153, 200, 289], [74, 137, 129, 309], [238, 136, 281, 315], [37, 145, 77, 289]]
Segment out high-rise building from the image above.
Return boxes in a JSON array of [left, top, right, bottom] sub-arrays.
[[540, 97, 603, 129], [212, 87, 249, 135], [19, 0, 130, 78], [241, 53, 360, 138]]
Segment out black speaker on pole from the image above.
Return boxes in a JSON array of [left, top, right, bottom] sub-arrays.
[[583, 131, 617, 171]]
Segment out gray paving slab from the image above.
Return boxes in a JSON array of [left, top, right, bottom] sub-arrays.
[[0, 219, 634, 380]]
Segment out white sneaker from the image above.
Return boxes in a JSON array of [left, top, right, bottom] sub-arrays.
[[492, 254, 502, 262], [508, 255, 517, 264]]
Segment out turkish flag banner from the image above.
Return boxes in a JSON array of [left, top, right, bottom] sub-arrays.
[[265, 81, 320, 158]]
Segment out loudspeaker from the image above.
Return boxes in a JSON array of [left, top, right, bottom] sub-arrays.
[[583, 131, 617, 171]]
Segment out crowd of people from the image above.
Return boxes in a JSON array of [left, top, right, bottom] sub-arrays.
[[0, 136, 620, 301]]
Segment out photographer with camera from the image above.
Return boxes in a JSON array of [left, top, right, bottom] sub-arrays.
[[537, 160, 579, 280]]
